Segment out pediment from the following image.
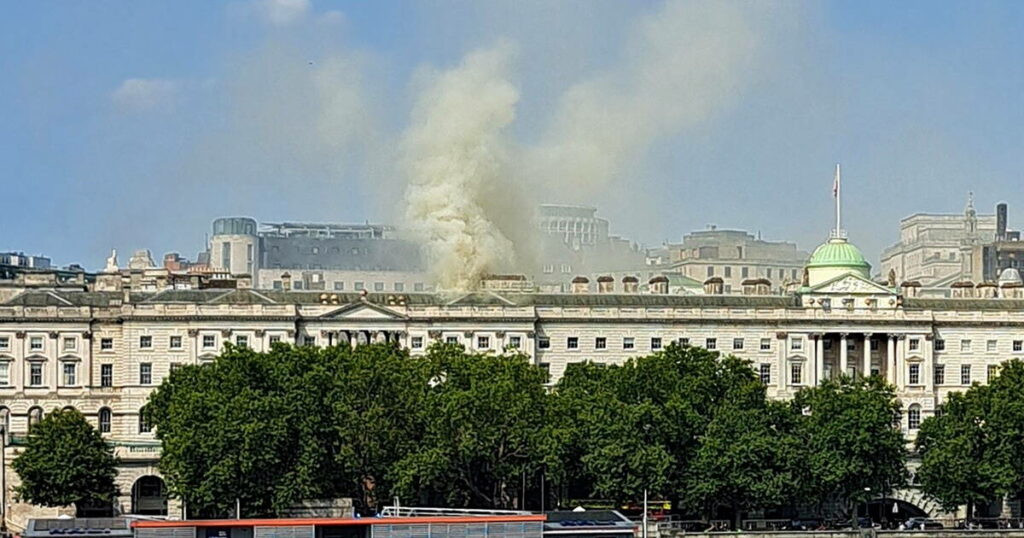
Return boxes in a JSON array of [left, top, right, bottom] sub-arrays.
[[320, 301, 407, 320], [810, 273, 894, 295]]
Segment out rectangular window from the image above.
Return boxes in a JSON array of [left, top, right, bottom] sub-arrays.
[[935, 339, 945, 351], [623, 337, 635, 350], [411, 336, 424, 349], [733, 338, 744, 350], [140, 363, 152, 385], [823, 339, 833, 350], [139, 413, 151, 434], [679, 337, 690, 346], [508, 336, 521, 349], [567, 337, 579, 350], [791, 338, 803, 351], [724, 266, 732, 278], [538, 336, 551, 349], [767, 268, 773, 279], [988, 364, 999, 381], [304, 336, 317, 347], [871, 339, 880, 351], [791, 363, 802, 385], [236, 335, 249, 348], [100, 337, 113, 351], [908, 364, 920, 385], [706, 266, 714, 277], [0, 362, 8, 385], [651, 337, 662, 350], [759, 364, 771, 385], [170, 363, 183, 374], [987, 340, 997, 352], [63, 337, 77, 351], [934, 365, 945, 386], [414, 283, 425, 292], [374, 282, 384, 291], [445, 336, 459, 345], [961, 339, 972, 352], [1015, 340, 1023, 352], [273, 280, 283, 290], [706, 338, 717, 350], [30, 362, 43, 386], [293, 281, 303, 290], [355, 281, 365, 291], [101, 364, 113, 388], [961, 364, 972, 385], [742, 267, 749, 278], [333, 281, 345, 291], [30, 336, 43, 351], [170, 335, 182, 349], [595, 337, 607, 350], [477, 336, 490, 349], [139, 335, 152, 349], [760, 338, 771, 351], [62, 362, 77, 386], [394, 282, 405, 292], [203, 334, 216, 348], [0, 336, 8, 351], [269, 335, 281, 345], [909, 339, 920, 351]]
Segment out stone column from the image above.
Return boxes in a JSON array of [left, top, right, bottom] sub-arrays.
[[814, 334, 824, 385], [895, 335, 907, 389], [839, 333, 849, 379], [887, 334, 896, 384], [863, 333, 873, 378]]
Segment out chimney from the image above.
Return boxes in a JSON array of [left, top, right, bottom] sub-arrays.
[[900, 281, 921, 298], [997, 202, 1008, 241], [622, 276, 639, 293], [597, 275, 614, 293], [648, 275, 669, 294], [571, 276, 589, 294], [703, 276, 724, 295], [236, 275, 252, 289], [282, 272, 292, 291]]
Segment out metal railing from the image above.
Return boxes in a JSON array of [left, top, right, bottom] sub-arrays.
[[378, 506, 532, 518]]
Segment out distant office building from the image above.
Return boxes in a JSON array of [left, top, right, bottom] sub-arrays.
[[655, 227, 809, 294], [0, 252, 51, 270]]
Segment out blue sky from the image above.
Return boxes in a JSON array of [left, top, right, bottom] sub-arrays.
[[3, 0, 1024, 270]]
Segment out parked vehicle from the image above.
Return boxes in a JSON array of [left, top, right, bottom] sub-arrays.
[[904, 518, 943, 530]]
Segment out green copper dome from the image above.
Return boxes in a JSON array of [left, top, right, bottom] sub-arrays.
[[807, 238, 871, 273]]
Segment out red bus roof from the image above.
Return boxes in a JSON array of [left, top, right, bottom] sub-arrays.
[[131, 515, 547, 528]]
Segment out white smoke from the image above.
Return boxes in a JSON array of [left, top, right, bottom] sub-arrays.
[[401, 43, 521, 291]]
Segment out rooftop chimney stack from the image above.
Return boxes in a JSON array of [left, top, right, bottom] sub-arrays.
[[622, 276, 639, 293], [997, 202, 1008, 241], [597, 276, 614, 293], [571, 276, 590, 294], [649, 276, 669, 294], [703, 277, 724, 295]]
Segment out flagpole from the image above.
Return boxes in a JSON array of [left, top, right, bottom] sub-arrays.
[[834, 164, 842, 238]]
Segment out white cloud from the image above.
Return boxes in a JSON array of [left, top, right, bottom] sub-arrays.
[[256, 0, 310, 26], [110, 78, 180, 112]]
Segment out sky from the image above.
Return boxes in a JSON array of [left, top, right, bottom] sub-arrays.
[[3, 0, 1024, 271]]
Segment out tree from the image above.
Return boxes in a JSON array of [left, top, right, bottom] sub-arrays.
[[390, 343, 551, 509], [792, 376, 907, 516], [12, 409, 119, 511]]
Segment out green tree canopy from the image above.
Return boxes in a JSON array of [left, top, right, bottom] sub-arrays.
[[12, 409, 119, 510]]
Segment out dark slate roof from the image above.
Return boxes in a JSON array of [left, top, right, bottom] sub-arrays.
[[903, 298, 1024, 311]]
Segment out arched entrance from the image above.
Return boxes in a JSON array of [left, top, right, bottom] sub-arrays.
[[132, 475, 168, 515], [864, 498, 930, 528]]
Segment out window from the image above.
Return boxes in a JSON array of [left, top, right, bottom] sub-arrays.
[[538, 337, 551, 349], [29, 363, 43, 386], [139, 335, 152, 349], [411, 336, 424, 349], [374, 282, 384, 292], [203, 334, 216, 348], [651, 337, 662, 350], [934, 364, 945, 386], [759, 364, 771, 385], [961, 364, 972, 385], [908, 364, 920, 385], [355, 281, 365, 291], [988, 364, 999, 381], [935, 339, 945, 351], [871, 339, 880, 351], [724, 266, 732, 278], [1015, 340, 1023, 352], [847, 339, 856, 351], [679, 337, 690, 346], [333, 281, 345, 291], [101, 338, 113, 351], [567, 337, 579, 350], [138, 410, 151, 433], [791, 338, 803, 351], [98, 408, 111, 434], [705, 338, 717, 350], [394, 282, 405, 292], [101, 364, 113, 387], [269, 335, 281, 345], [477, 336, 490, 349], [273, 280, 283, 290], [30, 336, 43, 351], [0, 336, 8, 351], [28, 407, 42, 432], [414, 282, 425, 292], [508, 336, 521, 349], [909, 339, 920, 351], [742, 267, 749, 278], [619, 337, 633, 350], [303, 336, 317, 347], [62, 362, 77, 386], [766, 268, 773, 279], [445, 336, 459, 345], [706, 266, 714, 277], [961, 339, 972, 352], [0, 362, 8, 385], [595, 337, 607, 350], [63, 337, 76, 351], [293, 281, 303, 290], [987, 340, 997, 353], [908, 405, 922, 430], [733, 338, 744, 350], [140, 363, 152, 385], [236, 335, 249, 348], [760, 338, 771, 351], [790, 363, 802, 385], [823, 339, 833, 350]]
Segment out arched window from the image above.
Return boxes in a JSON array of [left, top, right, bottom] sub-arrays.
[[138, 406, 151, 434], [28, 406, 43, 432], [98, 407, 112, 434], [908, 404, 922, 430]]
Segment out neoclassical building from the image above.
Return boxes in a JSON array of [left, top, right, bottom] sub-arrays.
[[3, 229, 1024, 527]]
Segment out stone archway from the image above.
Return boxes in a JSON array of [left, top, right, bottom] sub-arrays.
[[875, 488, 949, 519], [131, 475, 168, 515]]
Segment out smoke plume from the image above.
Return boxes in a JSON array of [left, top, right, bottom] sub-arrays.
[[401, 44, 520, 291]]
